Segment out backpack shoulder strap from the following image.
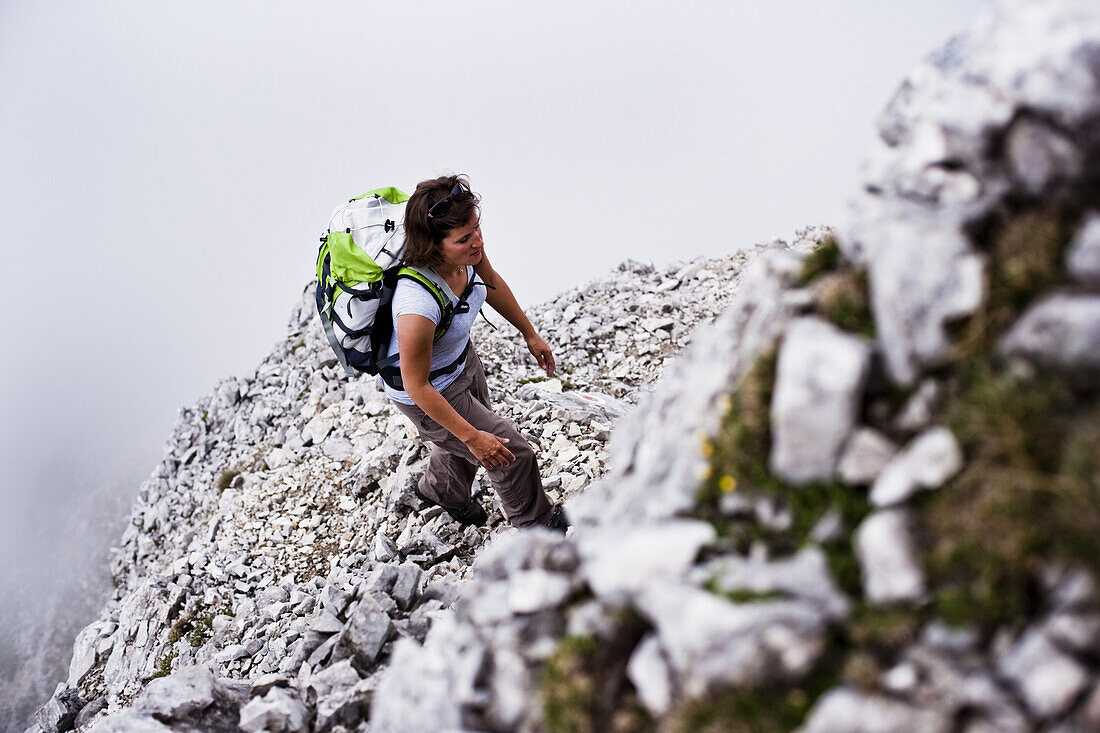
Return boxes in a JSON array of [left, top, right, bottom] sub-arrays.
[[396, 266, 455, 341]]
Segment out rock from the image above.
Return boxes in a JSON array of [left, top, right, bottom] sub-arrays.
[[86, 711, 174, 732], [506, 569, 574, 614], [249, 673, 290, 697], [870, 426, 963, 506], [132, 664, 215, 720], [67, 620, 112, 688], [893, 379, 941, 433], [321, 435, 353, 462], [332, 593, 392, 668], [770, 317, 872, 484], [997, 626, 1090, 720], [999, 293, 1100, 371], [856, 510, 925, 604], [390, 562, 422, 612], [854, 218, 986, 385], [486, 648, 530, 731], [700, 546, 850, 621], [302, 405, 339, 444], [636, 580, 828, 697], [836, 428, 898, 485], [73, 696, 108, 729], [371, 614, 487, 733], [1067, 212, 1100, 284], [238, 687, 309, 733], [576, 521, 715, 601], [800, 687, 950, 733], [626, 634, 673, 716], [308, 611, 344, 635], [34, 685, 80, 733], [1005, 116, 1081, 195]]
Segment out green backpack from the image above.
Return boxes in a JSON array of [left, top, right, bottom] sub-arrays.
[[314, 186, 481, 384]]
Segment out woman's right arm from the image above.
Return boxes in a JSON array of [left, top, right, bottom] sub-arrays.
[[396, 313, 515, 469]]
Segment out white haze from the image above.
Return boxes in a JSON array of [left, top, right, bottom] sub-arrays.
[[0, 0, 982, 728]]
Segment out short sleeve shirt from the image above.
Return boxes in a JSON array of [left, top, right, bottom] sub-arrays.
[[382, 266, 487, 405]]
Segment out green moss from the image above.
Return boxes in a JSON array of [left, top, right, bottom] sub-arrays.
[[215, 469, 240, 493], [188, 612, 217, 647], [151, 651, 177, 680], [540, 612, 654, 733], [915, 203, 1100, 632], [797, 236, 841, 286], [920, 359, 1100, 630], [953, 205, 1074, 360], [166, 611, 193, 645], [708, 581, 787, 603], [815, 269, 875, 338], [541, 636, 601, 733]]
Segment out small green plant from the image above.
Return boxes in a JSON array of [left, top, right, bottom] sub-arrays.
[[541, 636, 600, 733], [188, 612, 217, 647], [215, 469, 240, 492], [151, 651, 177, 680], [796, 236, 841, 286], [815, 269, 875, 337], [540, 611, 652, 733]]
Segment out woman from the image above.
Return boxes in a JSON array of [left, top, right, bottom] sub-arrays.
[[382, 174, 567, 532]]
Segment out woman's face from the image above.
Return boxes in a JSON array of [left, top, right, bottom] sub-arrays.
[[439, 216, 484, 269]]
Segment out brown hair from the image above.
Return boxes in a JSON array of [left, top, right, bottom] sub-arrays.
[[402, 174, 482, 269]]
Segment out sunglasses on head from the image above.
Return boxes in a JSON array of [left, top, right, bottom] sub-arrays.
[[426, 183, 470, 219]]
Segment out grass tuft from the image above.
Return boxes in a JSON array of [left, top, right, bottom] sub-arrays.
[[215, 469, 240, 493]]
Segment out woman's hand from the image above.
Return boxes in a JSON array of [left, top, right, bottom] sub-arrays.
[[525, 333, 556, 376], [465, 430, 515, 469]]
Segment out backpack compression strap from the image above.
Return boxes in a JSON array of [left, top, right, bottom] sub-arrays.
[[315, 250, 356, 377]]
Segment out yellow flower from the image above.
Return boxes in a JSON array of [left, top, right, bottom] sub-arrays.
[[700, 440, 714, 458], [719, 475, 737, 493]]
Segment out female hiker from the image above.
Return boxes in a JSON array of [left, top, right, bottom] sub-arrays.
[[381, 174, 568, 532]]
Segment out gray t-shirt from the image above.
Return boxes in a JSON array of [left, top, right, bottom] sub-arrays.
[[382, 265, 487, 405]]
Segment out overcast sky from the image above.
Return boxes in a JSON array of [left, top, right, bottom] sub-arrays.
[[0, 0, 984, 684]]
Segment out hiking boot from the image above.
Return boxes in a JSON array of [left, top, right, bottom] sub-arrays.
[[544, 505, 570, 534], [414, 487, 487, 527]]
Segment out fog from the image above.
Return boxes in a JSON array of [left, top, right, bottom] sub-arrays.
[[0, 0, 982, 727]]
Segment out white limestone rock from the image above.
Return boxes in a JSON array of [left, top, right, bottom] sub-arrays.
[[800, 687, 951, 733], [770, 317, 872, 484], [999, 293, 1100, 371], [238, 687, 308, 733], [836, 428, 899, 485], [1067, 212, 1100, 285], [506, 569, 575, 615], [870, 426, 963, 506], [576, 520, 716, 601], [132, 664, 216, 720], [856, 510, 925, 604], [997, 626, 1091, 720], [626, 634, 673, 716], [636, 580, 828, 698], [704, 547, 851, 621]]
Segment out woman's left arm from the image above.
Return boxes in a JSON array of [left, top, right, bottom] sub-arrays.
[[476, 252, 556, 376]]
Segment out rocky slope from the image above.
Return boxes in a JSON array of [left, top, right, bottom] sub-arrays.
[[31, 0, 1100, 730], [25, 229, 824, 732]]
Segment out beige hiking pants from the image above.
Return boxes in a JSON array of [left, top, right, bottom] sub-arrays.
[[391, 348, 554, 528]]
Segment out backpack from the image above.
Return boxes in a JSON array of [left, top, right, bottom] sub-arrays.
[[314, 186, 484, 385]]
